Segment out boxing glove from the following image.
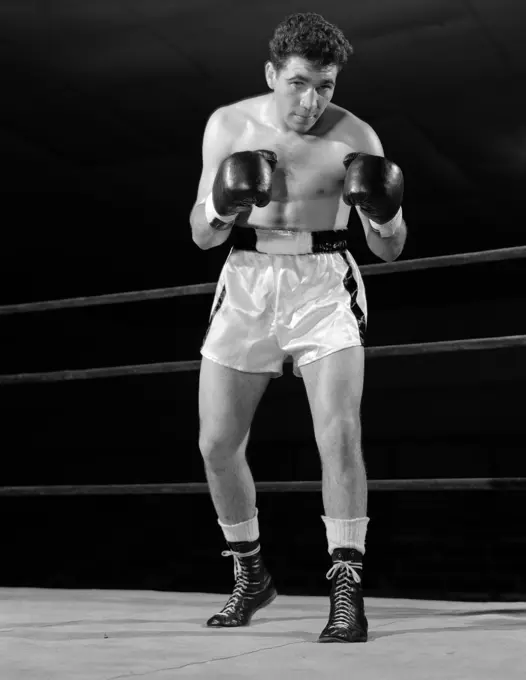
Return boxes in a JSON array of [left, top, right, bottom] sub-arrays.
[[205, 150, 277, 230], [343, 152, 404, 237]]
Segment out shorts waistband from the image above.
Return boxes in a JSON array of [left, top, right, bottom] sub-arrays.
[[231, 226, 348, 255]]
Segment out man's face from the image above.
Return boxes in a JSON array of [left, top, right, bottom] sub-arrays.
[[266, 56, 338, 132]]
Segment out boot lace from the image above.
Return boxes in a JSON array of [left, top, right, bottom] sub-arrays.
[[325, 559, 362, 629], [215, 546, 261, 616]]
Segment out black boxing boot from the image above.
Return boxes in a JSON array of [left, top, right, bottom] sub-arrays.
[[206, 540, 277, 627], [318, 548, 368, 643]]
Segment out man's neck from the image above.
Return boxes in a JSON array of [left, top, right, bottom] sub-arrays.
[[262, 95, 287, 134]]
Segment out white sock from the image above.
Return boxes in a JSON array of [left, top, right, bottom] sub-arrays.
[[321, 515, 370, 555], [217, 509, 259, 544]]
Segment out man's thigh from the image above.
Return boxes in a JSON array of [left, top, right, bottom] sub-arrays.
[[198, 356, 272, 450], [300, 346, 365, 432]]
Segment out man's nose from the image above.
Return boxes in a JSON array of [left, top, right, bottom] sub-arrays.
[[300, 87, 318, 110]]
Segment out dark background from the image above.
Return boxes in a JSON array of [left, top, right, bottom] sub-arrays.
[[0, 1, 525, 599]]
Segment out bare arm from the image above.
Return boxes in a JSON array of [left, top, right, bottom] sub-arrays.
[[352, 123, 407, 262], [189, 107, 235, 250]]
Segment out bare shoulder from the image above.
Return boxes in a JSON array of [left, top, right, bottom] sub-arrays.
[[208, 95, 266, 135], [206, 102, 245, 139], [324, 104, 384, 155]]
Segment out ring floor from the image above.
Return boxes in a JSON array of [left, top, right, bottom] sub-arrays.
[[1, 588, 524, 679]]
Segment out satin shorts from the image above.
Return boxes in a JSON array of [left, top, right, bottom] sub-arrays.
[[200, 228, 367, 379]]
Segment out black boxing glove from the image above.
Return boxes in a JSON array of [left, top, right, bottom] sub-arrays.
[[205, 150, 278, 230], [343, 152, 404, 238]]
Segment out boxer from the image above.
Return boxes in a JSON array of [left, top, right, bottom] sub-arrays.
[[189, 12, 406, 643]]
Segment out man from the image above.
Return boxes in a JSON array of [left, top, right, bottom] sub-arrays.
[[189, 12, 406, 643]]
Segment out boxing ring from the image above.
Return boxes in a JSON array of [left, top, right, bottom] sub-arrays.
[[1, 245, 525, 679]]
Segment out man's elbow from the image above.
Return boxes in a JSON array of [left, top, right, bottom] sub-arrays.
[[382, 246, 403, 262], [366, 234, 405, 262], [191, 229, 210, 250], [190, 224, 202, 248], [193, 237, 211, 251], [189, 214, 207, 250], [190, 222, 224, 251]]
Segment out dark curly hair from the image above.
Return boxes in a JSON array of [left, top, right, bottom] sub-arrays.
[[269, 13, 353, 73]]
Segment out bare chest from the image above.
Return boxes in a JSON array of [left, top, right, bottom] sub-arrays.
[[232, 130, 350, 201]]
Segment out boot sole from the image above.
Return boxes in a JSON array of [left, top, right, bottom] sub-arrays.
[[207, 587, 278, 628], [318, 632, 368, 643], [248, 587, 278, 622]]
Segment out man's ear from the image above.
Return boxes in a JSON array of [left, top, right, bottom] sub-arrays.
[[265, 61, 276, 90]]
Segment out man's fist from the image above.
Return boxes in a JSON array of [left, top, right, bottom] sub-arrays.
[[212, 149, 277, 217], [343, 152, 404, 226]]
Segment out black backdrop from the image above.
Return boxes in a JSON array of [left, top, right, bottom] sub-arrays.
[[1, 1, 525, 599]]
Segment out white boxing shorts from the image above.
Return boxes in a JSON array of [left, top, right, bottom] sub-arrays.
[[200, 226, 367, 378]]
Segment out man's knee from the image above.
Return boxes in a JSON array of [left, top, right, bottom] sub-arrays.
[[316, 412, 362, 462], [199, 424, 249, 465]]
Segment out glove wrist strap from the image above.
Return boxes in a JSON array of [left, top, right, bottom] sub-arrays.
[[369, 206, 403, 238], [205, 193, 237, 231]]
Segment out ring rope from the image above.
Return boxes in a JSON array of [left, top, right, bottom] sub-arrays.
[[0, 245, 524, 317], [0, 478, 525, 497], [0, 335, 524, 385]]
